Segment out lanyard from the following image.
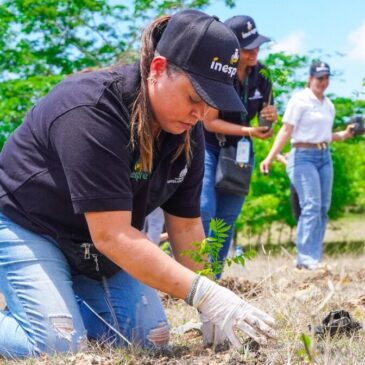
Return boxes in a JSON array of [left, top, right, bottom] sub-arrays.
[[240, 76, 249, 123]]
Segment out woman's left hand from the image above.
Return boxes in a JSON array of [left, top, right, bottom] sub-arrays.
[[332, 124, 355, 142], [344, 124, 355, 139], [260, 105, 278, 122]]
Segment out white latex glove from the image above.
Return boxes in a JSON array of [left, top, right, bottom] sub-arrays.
[[200, 313, 227, 346], [190, 276, 276, 348]]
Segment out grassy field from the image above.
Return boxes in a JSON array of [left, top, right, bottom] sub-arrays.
[[236, 214, 365, 256], [1, 215, 365, 364], [3, 254, 365, 364]]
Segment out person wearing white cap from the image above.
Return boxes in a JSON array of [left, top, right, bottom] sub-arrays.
[[260, 61, 354, 270], [201, 15, 277, 274]]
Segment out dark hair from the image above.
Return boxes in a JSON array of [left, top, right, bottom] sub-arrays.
[[130, 15, 192, 172]]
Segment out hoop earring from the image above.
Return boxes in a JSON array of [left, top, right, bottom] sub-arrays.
[[147, 76, 157, 85]]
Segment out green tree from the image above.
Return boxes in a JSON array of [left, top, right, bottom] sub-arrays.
[[1, 2, 364, 240], [0, 0, 236, 147]]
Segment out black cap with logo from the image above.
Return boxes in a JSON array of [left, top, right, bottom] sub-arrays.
[[156, 9, 246, 112], [224, 15, 271, 50], [310, 62, 332, 78]]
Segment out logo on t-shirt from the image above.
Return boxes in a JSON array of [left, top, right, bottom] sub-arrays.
[[249, 89, 263, 100], [130, 161, 149, 181], [167, 165, 188, 184]]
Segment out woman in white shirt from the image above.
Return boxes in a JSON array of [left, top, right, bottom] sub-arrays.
[[260, 62, 354, 270]]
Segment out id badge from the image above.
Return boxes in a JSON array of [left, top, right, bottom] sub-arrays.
[[236, 138, 250, 165]]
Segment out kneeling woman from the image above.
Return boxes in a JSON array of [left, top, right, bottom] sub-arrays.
[[0, 10, 275, 358]]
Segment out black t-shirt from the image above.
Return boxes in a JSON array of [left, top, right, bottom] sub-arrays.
[[0, 63, 205, 244], [204, 62, 273, 147]]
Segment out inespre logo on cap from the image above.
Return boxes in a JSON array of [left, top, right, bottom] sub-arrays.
[[241, 21, 257, 40], [316, 63, 329, 73], [210, 49, 239, 78]]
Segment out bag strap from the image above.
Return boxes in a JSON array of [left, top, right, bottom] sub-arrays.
[[216, 75, 250, 147]]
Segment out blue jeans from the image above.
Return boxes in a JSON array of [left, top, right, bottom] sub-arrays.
[[200, 144, 247, 274], [0, 213, 168, 358], [286, 147, 333, 268]]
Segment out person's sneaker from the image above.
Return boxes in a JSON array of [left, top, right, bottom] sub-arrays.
[[294, 264, 310, 273], [235, 245, 244, 257], [295, 263, 317, 272], [313, 262, 334, 271], [295, 262, 331, 272]]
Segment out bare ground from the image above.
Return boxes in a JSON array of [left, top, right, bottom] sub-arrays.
[[2, 251, 365, 365]]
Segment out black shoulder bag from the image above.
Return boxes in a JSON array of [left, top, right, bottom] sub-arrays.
[[215, 134, 253, 196], [215, 77, 253, 196]]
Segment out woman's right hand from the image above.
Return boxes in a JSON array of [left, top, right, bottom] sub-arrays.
[[249, 126, 273, 140], [191, 276, 276, 348], [260, 157, 273, 175]]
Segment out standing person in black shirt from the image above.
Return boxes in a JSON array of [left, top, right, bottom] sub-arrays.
[[201, 15, 278, 273], [0, 10, 275, 358]]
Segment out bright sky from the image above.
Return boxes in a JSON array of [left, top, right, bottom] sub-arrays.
[[205, 0, 365, 98]]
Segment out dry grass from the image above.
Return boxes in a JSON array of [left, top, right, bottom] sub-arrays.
[[229, 254, 365, 364], [2, 252, 365, 365]]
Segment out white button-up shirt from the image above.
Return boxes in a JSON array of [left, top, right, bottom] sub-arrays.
[[283, 88, 335, 143]]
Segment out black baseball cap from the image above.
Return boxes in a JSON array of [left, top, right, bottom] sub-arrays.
[[156, 10, 246, 113], [224, 15, 271, 50], [310, 62, 332, 78]]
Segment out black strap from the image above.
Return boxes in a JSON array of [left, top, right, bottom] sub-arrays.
[[216, 75, 249, 146]]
